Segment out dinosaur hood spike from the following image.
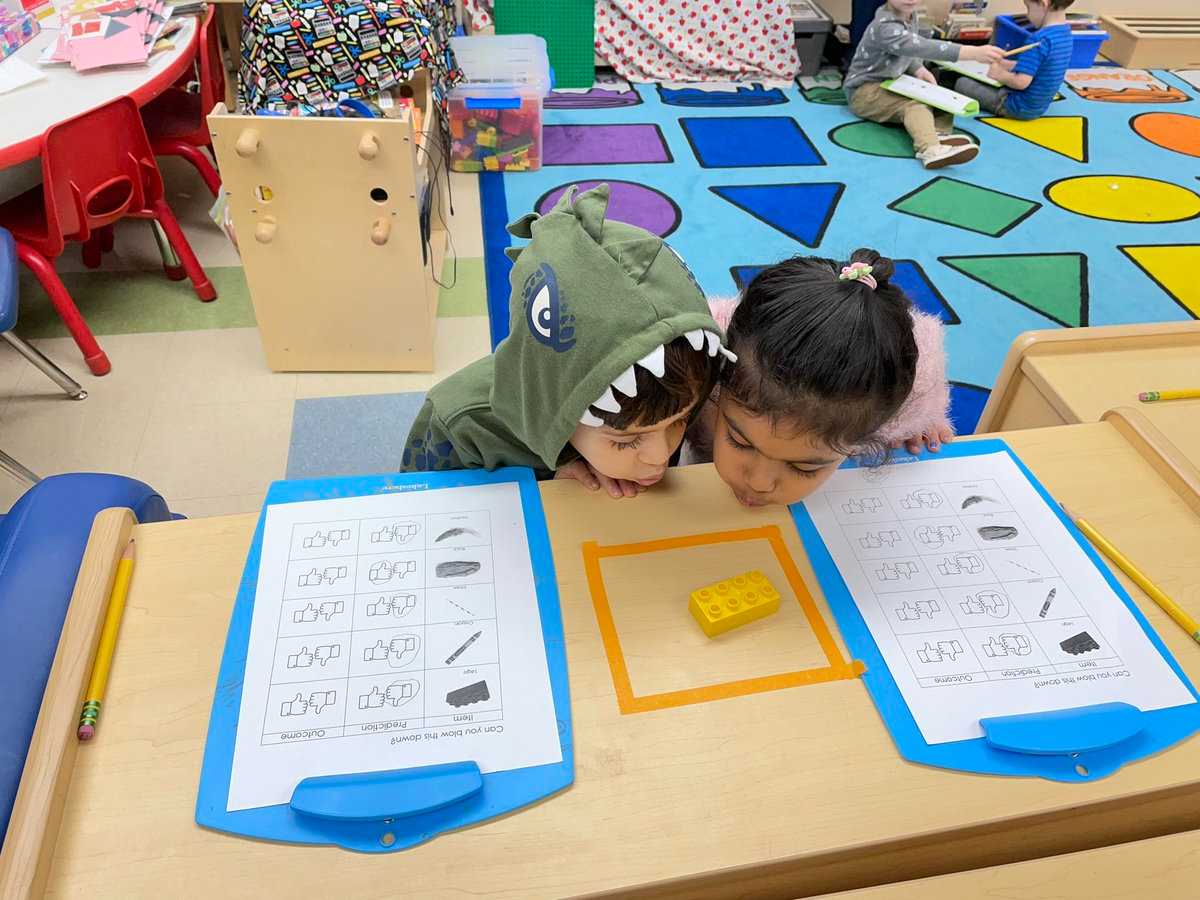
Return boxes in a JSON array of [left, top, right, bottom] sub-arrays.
[[489, 183, 725, 467]]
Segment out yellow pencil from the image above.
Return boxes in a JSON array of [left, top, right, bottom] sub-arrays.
[[1003, 41, 1041, 57], [78, 542, 136, 740], [1064, 508, 1200, 647], [1138, 389, 1200, 403]]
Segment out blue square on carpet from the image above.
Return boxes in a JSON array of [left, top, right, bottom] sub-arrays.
[[287, 392, 426, 480], [680, 117, 824, 168]]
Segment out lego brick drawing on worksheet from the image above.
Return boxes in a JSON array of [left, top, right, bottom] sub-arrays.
[[225, 483, 562, 814], [801, 450, 1196, 746]]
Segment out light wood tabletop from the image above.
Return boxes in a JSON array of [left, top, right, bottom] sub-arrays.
[[20, 423, 1200, 898], [976, 323, 1200, 467], [814, 829, 1200, 899]]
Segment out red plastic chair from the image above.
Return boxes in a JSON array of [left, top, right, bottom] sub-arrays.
[[0, 97, 217, 376], [141, 6, 225, 197]]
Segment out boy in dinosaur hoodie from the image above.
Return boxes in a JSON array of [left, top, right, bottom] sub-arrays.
[[401, 184, 734, 497]]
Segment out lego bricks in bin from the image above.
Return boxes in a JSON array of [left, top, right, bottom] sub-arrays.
[[240, 0, 461, 118], [448, 97, 541, 172]]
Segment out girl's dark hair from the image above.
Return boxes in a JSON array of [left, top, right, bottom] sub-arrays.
[[590, 336, 719, 430], [722, 248, 918, 456]]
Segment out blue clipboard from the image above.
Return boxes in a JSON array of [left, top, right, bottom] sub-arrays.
[[195, 467, 573, 851], [790, 439, 1200, 782]]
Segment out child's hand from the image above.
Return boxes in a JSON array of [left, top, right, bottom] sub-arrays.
[[914, 66, 937, 85], [892, 428, 955, 456], [961, 44, 1006, 64], [986, 62, 1008, 82], [555, 459, 648, 499]]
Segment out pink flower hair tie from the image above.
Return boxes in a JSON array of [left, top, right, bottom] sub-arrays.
[[839, 262, 877, 290]]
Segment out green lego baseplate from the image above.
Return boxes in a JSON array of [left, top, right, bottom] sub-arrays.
[[495, 0, 595, 89]]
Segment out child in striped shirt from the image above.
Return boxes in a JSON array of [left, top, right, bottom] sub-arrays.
[[954, 0, 1075, 120]]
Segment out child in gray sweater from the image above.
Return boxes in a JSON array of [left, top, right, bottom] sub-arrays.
[[845, 0, 1004, 169]]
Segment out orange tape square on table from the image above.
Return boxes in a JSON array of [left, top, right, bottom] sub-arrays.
[[581, 525, 864, 715]]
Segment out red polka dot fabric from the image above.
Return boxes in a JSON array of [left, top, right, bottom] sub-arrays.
[[462, 0, 799, 82]]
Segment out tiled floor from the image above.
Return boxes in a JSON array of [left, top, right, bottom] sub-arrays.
[[0, 159, 491, 516]]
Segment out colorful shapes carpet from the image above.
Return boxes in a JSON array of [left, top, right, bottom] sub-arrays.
[[480, 70, 1200, 434]]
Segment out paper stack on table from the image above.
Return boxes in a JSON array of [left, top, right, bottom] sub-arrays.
[[0, 55, 44, 92], [49, 0, 177, 71]]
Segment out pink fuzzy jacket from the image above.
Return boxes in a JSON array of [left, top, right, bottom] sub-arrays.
[[685, 296, 952, 464]]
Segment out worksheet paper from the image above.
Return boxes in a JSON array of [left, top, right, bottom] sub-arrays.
[[932, 58, 1003, 87], [803, 451, 1195, 745], [883, 74, 979, 116], [227, 482, 562, 812]]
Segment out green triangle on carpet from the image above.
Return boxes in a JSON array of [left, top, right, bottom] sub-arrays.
[[940, 253, 1089, 327], [710, 183, 845, 248]]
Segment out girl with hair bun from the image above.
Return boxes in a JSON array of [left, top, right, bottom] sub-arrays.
[[687, 248, 954, 508]]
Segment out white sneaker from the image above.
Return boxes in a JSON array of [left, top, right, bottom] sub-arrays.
[[936, 132, 975, 147], [917, 142, 979, 169]]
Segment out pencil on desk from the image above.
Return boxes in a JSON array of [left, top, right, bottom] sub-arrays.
[[78, 541, 136, 740], [1064, 507, 1200, 647], [1138, 389, 1200, 403], [1003, 41, 1041, 57]]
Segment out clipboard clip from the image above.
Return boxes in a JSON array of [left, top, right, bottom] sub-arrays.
[[980, 702, 1147, 780], [290, 760, 483, 822]]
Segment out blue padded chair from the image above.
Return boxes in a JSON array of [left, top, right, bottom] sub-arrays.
[[0, 474, 174, 847], [1, 225, 88, 485], [0, 225, 87, 402]]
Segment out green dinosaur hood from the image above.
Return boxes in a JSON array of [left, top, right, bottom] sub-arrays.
[[490, 184, 729, 471]]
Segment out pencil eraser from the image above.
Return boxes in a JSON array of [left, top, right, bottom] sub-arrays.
[[78, 725, 95, 741], [1138, 392, 1155, 402]]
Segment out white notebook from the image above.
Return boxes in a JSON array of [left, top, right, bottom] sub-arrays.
[[933, 58, 1003, 87], [882, 74, 980, 116]]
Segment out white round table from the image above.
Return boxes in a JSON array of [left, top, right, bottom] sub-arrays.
[[0, 15, 198, 168]]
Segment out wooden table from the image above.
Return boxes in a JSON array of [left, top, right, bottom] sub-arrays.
[[976, 322, 1200, 468], [815, 829, 1200, 899], [9, 423, 1200, 898], [0, 17, 198, 167]]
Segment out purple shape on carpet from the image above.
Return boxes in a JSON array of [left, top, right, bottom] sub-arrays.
[[543, 124, 673, 166], [545, 73, 641, 109], [535, 180, 681, 237]]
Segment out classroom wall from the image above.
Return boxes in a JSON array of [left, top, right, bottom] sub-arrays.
[[819, 0, 1198, 25]]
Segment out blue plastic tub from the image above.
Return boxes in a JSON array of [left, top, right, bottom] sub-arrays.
[[994, 14, 1109, 69]]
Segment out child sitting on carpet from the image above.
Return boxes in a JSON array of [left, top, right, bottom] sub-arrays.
[[844, 0, 1005, 169], [400, 183, 732, 499], [684, 249, 953, 508], [954, 0, 1075, 120]]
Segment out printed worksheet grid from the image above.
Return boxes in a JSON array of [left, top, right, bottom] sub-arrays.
[[832, 479, 1123, 688], [260, 510, 503, 744]]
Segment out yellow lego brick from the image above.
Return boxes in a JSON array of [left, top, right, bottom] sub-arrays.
[[689, 570, 780, 637]]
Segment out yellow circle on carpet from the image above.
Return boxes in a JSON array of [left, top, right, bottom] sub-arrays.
[[1046, 176, 1200, 223]]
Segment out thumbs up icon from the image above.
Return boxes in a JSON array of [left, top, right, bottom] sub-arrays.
[[358, 686, 385, 709], [293, 603, 319, 624], [287, 647, 314, 668], [364, 639, 389, 662], [281, 693, 308, 716]]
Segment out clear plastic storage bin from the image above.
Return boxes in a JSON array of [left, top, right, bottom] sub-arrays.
[[448, 34, 552, 173]]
